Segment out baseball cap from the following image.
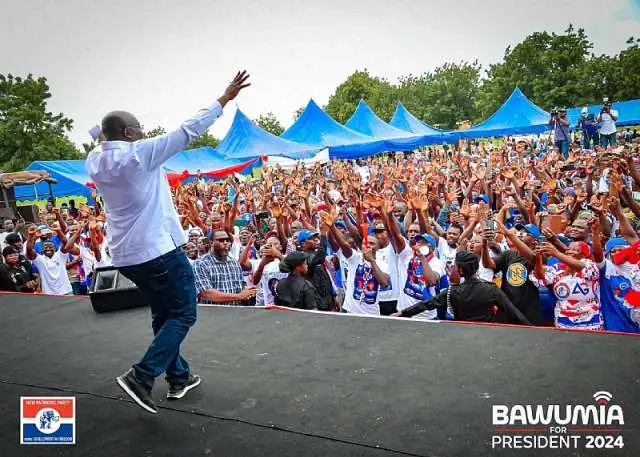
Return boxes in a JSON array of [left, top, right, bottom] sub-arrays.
[[373, 222, 386, 232], [5, 233, 21, 245], [515, 223, 541, 240], [296, 230, 319, 244], [473, 194, 489, 205], [213, 230, 231, 241], [415, 233, 436, 246]]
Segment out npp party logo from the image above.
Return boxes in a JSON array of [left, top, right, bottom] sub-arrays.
[[20, 397, 76, 445]]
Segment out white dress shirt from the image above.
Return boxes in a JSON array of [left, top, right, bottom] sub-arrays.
[[85, 102, 224, 267]]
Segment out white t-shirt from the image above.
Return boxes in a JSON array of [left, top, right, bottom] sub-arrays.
[[32, 250, 73, 295], [254, 259, 288, 306], [342, 250, 389, 316], [599, 110, 618, 135], [437, 237, 457, 266], [478, 258, 495, 282], [376, 243, 399, 301], [95, 243, 113, 269], [397, 245, 446, 319], [78, 245, 96, 274]]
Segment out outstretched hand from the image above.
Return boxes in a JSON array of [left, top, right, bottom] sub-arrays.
[[218, 71, 251, 107]]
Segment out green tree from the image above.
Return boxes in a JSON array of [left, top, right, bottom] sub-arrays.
[[608, 37, 640, 101], [0, 74, 82, 171], [292, 105, 305, 121], [186, 131, 219, 150], [324, 69, 396, 124], [476, 25, 593, 118], [144, 126, 166, 138], [398, 61, 481, 129], [254, 112, 284, 136]]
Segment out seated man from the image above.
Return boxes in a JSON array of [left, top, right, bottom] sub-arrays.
[[275, 251, 319, 310], [193, 230, 256, 305]]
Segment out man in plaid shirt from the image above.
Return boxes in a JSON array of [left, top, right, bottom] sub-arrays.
[[194, 231, 256, 305]]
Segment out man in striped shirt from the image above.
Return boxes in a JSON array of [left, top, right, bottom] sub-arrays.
[[194, 230, 256, 305]]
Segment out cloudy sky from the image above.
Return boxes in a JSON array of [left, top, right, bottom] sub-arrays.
[[1, 0, 639, 146]]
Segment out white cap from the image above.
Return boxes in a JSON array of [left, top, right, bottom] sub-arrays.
[[581, 107, 588, 115]]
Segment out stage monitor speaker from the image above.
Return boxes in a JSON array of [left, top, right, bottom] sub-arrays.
[[89, 266, 148, 313]]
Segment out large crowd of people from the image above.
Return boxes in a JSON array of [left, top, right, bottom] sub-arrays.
[[1, 110, 639, 335]]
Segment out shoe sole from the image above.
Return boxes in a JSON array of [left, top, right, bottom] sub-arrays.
[[167, 377, 201, 400], [116, 376, 158, 414]]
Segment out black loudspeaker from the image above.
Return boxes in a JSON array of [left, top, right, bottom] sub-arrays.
[[89, 266, 148, 313]]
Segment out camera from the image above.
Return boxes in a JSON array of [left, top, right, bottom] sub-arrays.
[[550, 108, 558, 116]]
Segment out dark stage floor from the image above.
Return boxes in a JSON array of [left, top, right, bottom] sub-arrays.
[[0, 293, 637, 457]]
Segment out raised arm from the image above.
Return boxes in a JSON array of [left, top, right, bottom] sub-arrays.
[[138, 72, 250, 170]]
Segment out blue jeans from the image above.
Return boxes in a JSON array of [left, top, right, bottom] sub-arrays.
[[119, 248, 197, 390], [600, 133, 616, 148], [555, 140, 569, 159]]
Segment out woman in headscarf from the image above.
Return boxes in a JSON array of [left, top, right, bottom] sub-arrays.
[[274, 252, 319, 310], [533, 220, 604, 330]]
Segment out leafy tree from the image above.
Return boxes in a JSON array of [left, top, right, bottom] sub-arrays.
[[254, 112, 284, 136], [144, 126, 166, 138], [608, 37, 640, 101], [476, 26, 593, 118], [292, 105, 306, 121], [398, 61, 481, 129], [0, 74, 82, 171], [186, 131, 219, 150], [324, 70, 396, 124], [82, 141, 97, 153]]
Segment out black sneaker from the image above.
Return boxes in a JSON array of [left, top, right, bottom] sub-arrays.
[[167, 374, 201, 400], [116, 368, 158, 414]]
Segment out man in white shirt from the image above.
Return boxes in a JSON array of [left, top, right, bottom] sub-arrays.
[[597, 101, 619, 148], [25, 225, 73, 295], [86, 71, 250, 414]]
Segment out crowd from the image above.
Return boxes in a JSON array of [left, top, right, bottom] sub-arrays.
[[1, 110, 639, 335]]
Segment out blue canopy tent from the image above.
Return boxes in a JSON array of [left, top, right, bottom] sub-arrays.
[[15, 160, 94, 202], [345, 100, 442, 150], [281, 99, 388, 160], [566, 99, 640, 129], [389, 102, 448, 137], [455, 88, 550, 140], [217, 108, 322, 160]]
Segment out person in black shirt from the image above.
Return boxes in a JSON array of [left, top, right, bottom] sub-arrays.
[[395, 251, 530, 324], [297, 225, 335, 311], [0, 246, 37, 293], [482, 217, 543, 325], [275, 252, 319, 310]]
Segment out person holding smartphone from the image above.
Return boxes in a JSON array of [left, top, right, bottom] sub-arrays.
[[597, 101, 619, 148]]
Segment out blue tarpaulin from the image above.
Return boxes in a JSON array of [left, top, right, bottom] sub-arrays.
[[454, 88, 550, 140], [281, 99, 388, 159], [217, 108, 321, 160], [15, 160, 93, 202], [16, 147, 257, 201], [567, 99, 640, 129], [345, 100, 442, 150]]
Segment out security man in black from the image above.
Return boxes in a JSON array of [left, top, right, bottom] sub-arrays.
[[396, 251, 531, 325]]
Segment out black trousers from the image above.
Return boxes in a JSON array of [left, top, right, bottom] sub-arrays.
[[379, 300, 398, 316]]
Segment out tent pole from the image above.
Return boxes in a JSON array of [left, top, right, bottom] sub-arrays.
[[47, 182, 54, 204]]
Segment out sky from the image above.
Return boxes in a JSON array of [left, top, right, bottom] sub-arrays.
[[1, 0, 639, 147]]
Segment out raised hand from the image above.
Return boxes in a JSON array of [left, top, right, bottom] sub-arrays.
[[218, 71, 251, 106]]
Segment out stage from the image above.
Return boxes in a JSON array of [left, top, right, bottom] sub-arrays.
[[0, 293, 637, 456]]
